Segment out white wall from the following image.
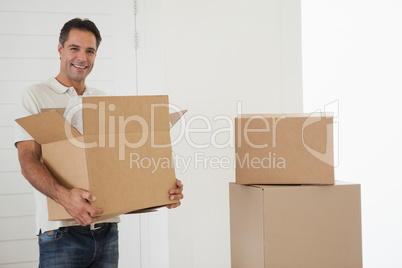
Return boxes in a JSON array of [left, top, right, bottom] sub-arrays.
[[1, 0, 306, 267], [302, 1, 402, 267], [138, 0, 303, 267], [0, 1, 146, 267]]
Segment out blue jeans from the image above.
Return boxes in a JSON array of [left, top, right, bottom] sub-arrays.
[[38, 223, 119, 268]]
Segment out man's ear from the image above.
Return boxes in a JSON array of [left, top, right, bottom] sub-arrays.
[[57, 42, 63, 57]]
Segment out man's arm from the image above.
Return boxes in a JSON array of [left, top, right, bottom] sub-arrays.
[[17, 140, 103, 226]]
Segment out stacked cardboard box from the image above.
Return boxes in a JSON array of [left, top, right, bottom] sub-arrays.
[[230, 113, 362, 267]]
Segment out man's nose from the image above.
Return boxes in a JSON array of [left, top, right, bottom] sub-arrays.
[[77, 50, 86, 62]]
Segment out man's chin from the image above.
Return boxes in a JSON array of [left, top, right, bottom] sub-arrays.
[[68, 73, 89, 83]]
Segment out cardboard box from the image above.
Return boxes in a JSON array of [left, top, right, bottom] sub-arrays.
[[16, 95, 185, 221], [235, 113, 334, 184], [229, 182, 362, 268]]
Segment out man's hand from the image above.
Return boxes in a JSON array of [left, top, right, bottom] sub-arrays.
[[167, 179, 184, 209], [58, 188, 104, 226]]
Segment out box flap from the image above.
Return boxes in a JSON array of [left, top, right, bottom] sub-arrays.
[[41, 108, 66, 114], [45, 137, 90, 221], [169, 110, 187, 129], [15, 110, 82, 144], [81, 95, 170, 135]]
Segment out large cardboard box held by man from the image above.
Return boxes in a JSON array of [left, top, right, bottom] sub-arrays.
[[229, 181, 362, 268], [235, 113, 335, 184], [16, 95, 185, 221]]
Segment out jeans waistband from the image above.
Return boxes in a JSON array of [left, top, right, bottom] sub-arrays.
[[63, 222, 116, 233]]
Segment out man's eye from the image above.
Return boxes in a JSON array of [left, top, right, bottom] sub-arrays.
[[71, 47, 78, 51], [88, 50, 95, 54]]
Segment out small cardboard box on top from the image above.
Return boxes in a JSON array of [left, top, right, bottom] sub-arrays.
[[235, 113, 335, 185], [16, 95, 185, 221], [229, 181, 363, 268]]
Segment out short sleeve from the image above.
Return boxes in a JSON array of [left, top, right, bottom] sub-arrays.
[[14, 87, 40, 146]]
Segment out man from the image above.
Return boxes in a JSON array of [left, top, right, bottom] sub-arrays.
[[15, 18, 184, 267]]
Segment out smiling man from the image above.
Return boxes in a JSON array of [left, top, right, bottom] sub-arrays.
[[15, 18, 183, 268], [57, 27, 97, 95]]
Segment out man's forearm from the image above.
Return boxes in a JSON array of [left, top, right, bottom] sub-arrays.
[[19, 152, 68, 204]]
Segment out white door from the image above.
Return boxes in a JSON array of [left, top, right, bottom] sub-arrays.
[[0, 1, 164, 267]]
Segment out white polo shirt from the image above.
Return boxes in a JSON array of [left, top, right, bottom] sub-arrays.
[[15, 77, 120, 234]]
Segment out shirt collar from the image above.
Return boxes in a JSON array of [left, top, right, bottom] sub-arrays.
[[46, 77, 92, 95]]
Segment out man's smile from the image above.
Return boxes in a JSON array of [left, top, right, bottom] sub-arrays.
[[72, 63, 88, 69]]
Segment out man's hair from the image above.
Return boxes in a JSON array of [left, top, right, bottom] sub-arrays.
[[59, 18, 102, 49]]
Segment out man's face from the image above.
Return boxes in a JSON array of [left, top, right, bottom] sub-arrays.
[[58, 28, 97, 84]]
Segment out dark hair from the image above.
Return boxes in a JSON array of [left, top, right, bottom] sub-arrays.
[[59, 18, 102, 49]]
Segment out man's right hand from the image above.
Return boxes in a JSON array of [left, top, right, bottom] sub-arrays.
[[58, 188, 104, 226]]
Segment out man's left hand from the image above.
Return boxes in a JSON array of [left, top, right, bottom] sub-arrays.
[[168, 179, 184, 209]]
